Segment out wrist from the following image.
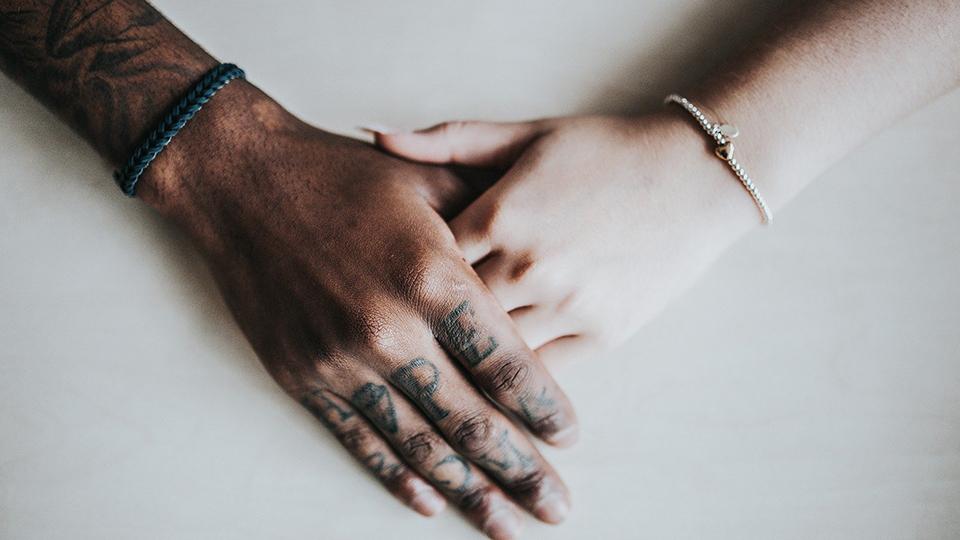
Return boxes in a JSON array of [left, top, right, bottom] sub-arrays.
[[638, 110, 763, 246], [683, 84, 819, 216], [134, 80, 292, 217]]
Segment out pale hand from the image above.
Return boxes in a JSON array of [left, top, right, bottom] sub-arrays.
[[375, 113, 759, 364]]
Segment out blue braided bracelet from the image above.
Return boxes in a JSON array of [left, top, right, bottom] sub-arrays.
[[114, 62, 246, 197]]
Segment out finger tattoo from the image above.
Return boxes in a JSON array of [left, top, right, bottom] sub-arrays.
[[364, 451, 404, 482], [439, 300, 498, 367], [351, 383, 399, 434], [518, 386, 556, 426], [430, 454, 474, 495], [302, 388, 355, 429], [476, 428, 536, 474], [390, 357, 450, 421]]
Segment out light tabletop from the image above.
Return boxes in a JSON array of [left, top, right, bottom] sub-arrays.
[[2, 1, 959, 538]]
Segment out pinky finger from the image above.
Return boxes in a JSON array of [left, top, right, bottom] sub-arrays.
[[302, 387, 447, 517]]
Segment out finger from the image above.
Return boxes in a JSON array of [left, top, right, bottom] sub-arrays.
[[373, 120, 546, 168], [449, 214, 494, 266], [508, 306, 573, 351], [441, 158, 536, 266], [424, 287, 579, 448], [471, 252, 570, 313], [535, 335, 593, 371], [412, 167, 498, 221], [300, 388, 445, 517], [472, 253, 536, 312], [384, 345, 572, 524], [344, 374, 525, 539]]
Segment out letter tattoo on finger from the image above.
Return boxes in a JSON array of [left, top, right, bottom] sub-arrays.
[[430, 454, 474, 495], [351, 383, 399, 434], [475, 429, 536, 474], [301, 388, 355, 429], [439, 300, 498, 367], [390, 357, 449, 421]]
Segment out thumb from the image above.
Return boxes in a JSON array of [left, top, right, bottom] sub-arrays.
[[366, 120, 546, 169]]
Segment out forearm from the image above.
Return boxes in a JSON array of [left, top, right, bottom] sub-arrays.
[[688, 0, 960, 220], [0, 0, 216, 165]]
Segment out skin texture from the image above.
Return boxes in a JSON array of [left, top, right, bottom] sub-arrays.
[[376, 114, 753, 363], [0, 1, 581, 538], [3, 0, 958, 538], [374, 0, 960, 363], [145, 83, 577, 536], [0, 0, 215, 162]]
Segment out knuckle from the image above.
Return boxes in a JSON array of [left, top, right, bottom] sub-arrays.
[[453, 413, 496, 456], [472, 200, 504, 240], [458, 484, 496, 512], [530, 410, 564, 437], [478, 358, 531, 397], [506, 469, 549, 498], [348, 309, 404, 356], [383, 468, 417, 494], [389, 249, 449, 305], [400, 431, 442, 465], [507, 254, 538, 285], [337, 426, 374, 454]]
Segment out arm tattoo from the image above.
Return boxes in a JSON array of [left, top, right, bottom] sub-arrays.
[[350, 382, 399, 434], [438, 300, 498, 367], [389, 357, 449, 421], [0, 0, 216, 163]]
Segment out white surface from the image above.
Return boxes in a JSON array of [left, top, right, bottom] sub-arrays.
[[2, 1, 959, 539]]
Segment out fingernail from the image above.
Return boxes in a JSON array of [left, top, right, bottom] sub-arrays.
[[409, 485, 446, 516], [546, 424, 579, 447], [483, 508, 522, 540], [533, 493, 570, 524], [357, 123, 402, 135]]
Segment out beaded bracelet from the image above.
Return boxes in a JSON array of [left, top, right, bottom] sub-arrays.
[[114, 63, 246, 197], [664, 94, 772, 224]]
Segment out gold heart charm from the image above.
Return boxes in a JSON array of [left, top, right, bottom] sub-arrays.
[[715, 142, 735, 161]]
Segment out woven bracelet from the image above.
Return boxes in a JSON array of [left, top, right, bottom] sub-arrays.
[[114, 62, 246, 197]]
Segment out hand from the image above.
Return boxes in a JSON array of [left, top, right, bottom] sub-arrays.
[[374, 113, 759, 364], [140, 81, 579, 539]]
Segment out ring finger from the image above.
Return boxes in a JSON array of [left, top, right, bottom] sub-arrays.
[[340, 370, 525, 539], [382, 341, 572, 524]]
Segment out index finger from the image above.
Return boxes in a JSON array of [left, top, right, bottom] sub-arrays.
[[425, 274, 579, 447]]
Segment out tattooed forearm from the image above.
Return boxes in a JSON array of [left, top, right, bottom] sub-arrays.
[[0, 0, 216, 163], [438, 300, 498, 367], [390, 357, 449, 421], [351, 382, 399, 434]]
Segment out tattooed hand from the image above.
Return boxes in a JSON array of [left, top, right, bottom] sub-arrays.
[[145, 83, 578, 537], [0, 2, 576, 539]]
